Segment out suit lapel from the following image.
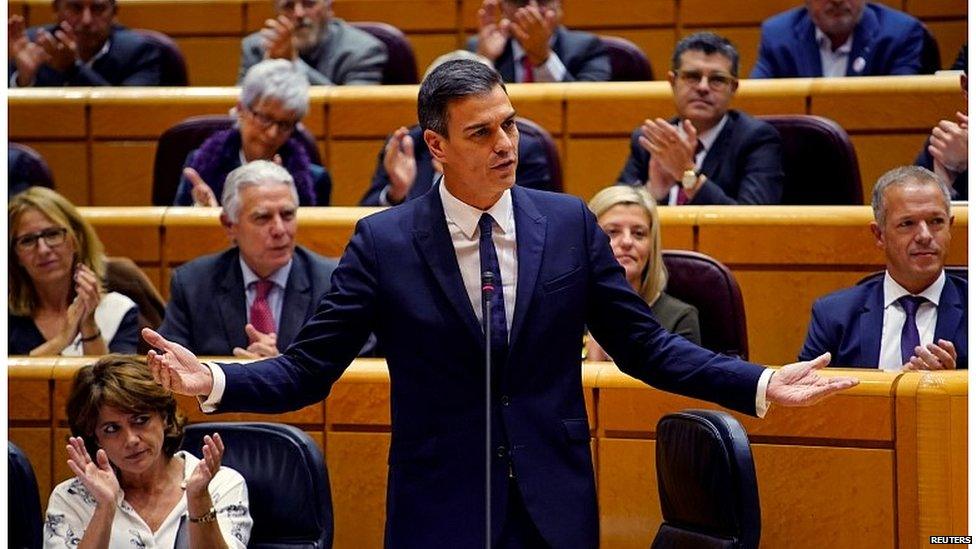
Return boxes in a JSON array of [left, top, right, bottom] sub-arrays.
[[216, 250, 248, 350], [858, 280, 884, 366], [510, 187, 547, 352], [497, 40, 516, 82], [934, 276, 964, 343], [847, 8, 878, 75], [412, 186, 484, 347], [277, 250, 312, 350], [795, 14, 823, 76], [698, 112, 737, 177]]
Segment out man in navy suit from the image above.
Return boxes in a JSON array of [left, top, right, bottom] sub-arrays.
[[159, 160, 338, 358], [467, 0, 610, 82], [751, 0, 925, 78], [8, 0, 165, 87], [800, 166, 966, 369], [618, 32, 784, 205], [145, 60, 857, 547]]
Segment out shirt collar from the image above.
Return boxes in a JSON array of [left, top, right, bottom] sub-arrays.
[[814, 27, 853, 55], [882, 270, 945, 308], [239, 254, 293, 289], [439, 181, 514, 240], [84, 38, 111, 68], [678, 113, 729, 153]]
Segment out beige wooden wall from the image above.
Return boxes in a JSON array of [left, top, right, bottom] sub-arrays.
[[7, 0, 967, 86]]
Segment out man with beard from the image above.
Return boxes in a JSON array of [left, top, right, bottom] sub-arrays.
[[8, 0, 165, 86], [238, 0, 387, 85]]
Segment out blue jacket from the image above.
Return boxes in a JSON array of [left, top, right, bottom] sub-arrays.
[[467, 26, 611, 82], [751, 2, 924, 78], [799, 273, 968, 368], [211, 183, 766, 547]]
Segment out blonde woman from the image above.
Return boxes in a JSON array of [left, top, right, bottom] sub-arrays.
[[586, 186, 700, 360]]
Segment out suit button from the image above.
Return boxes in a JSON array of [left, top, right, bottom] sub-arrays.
[[500, 395, 510, 406], [496, 446, 508, 458]]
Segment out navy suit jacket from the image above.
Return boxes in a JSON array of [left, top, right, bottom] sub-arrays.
[[211, 184, 766, 547], [158, 246, 337, 355], [799, 273, 968, 368], [751, 2, 924, 78], [15, 25, 164, 86], [617, 110, 784, 205], [359, 123, 556, 205], [466, 26, 610, 82]]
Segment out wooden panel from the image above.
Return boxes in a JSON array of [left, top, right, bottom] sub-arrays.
[[89, 89, 239, 138], [328, 140, 387, 207], [680, 0, 796, 25], [115, 0, 244, 35], [732, 78, 810, 115], [508, 84, 565, 135], [8, 380, 50, 420], [326, 431, 389, 549], [926, 20, 968, 71], [409, 33, 463, 79], [176, 37, 245, 86], [735, 269, 874, 365], [297, 208, 380, 257], [681, 27, 761, 78], [90, 142, 156, 206], [564, 138, 633, 201], [562, 0, 675, 27], [849, 133, 932, 200], [9, 92, 88, 139], [597, 438, 656, 548], [566, 82, 674, 135], [906, 0, 967, 18], [53, 427, 73, 501], [17, 142, 89, 206], [329, 86, 418, 137], [161, 208, 227, 263], [243, 0, 275, 31], [10, 428, 52, 509], [597, 29, 677, 82], [809, 75, 963, 131], [8, 0, 27, 18], [81, 207, 165, 262], [333, 0, 457, 31]]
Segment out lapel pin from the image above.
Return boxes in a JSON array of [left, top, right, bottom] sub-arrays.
[[852, 57, 866, 73]]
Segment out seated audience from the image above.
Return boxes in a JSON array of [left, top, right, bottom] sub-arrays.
[[174, 59, 331, 207], [8, 0, 167, 87], [8, 187, 139, 356], [800, 166, 967, 369], [45, 355, 252, 547], [160, 161, 338, 358], [361, 50, 556, 206], [585, 185, 700, 361], [751, 0, 924, 78], [239, 0, 386, 85], [915, 73, 967, 200], [618, 32, 784, 205], [468, 0, 610, 82]]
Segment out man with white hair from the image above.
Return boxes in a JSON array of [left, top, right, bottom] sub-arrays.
[[159, 160, 338, 358], [238, 0, 386, 85]]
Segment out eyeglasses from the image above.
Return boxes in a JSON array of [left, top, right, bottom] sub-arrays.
[[14, 227, 68, 252], [246, 107, 299, 133], [277, 0, 321, 14], [676, 69, 737, 91]]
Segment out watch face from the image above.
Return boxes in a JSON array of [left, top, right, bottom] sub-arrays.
[[682, 171, 697, 189]]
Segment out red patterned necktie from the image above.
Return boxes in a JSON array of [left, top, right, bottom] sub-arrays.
[[250, 279, 276, 334], [521, 56, 535, 83]]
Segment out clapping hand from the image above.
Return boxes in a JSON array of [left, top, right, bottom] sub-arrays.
[[261, 15, 298, 61], [9, 15, 50, 86], [185, 434, 224, 498], [383, 127, 417, 204], [233, 323, 280, 359], [476, 0, 509, 62], [66, 436, 121, 507], [507, 0, 557, 66], [903, 340, 957, 371], [35, 21, 78, 73], [766, 352, 859, 407]]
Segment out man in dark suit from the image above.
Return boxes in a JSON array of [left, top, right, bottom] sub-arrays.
[[467, 0, 610, 82], [800, 166, 966, 369], [751, 0, 925, 78], [618, 32, 784, 205], [8, 0, 165, 87], [158, 160, 337, 358], [144, 60, 856, 547]]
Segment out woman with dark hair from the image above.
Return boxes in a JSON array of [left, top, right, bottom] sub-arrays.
[[173, 58, 330, 207], [45, 356, 252, 548]]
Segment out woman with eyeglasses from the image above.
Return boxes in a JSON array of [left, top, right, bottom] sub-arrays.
[[172, 58, 331, 206], [8, 187, 139, 356]]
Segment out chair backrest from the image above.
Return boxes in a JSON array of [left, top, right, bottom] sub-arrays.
[[652, 410, 761, 549], [920, 25, 942, 74], [103, 256, 166, 353], [132, 28, 189, 85], [515, 116, 563, 192], [858, 266, 967, 285], [9, 441, 43, 549], [759, 114, 863, 205], [151, 115, 321, 205], [181, 423, 333, 549], [662, 250, 748, 359], [599, 35, 653, 81], [9, 143, 56, 197], [350, 22, 418, 84]]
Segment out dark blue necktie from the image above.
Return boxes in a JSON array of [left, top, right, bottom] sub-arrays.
[[479, 213, 509, 361], [898, 295, 928, 364]]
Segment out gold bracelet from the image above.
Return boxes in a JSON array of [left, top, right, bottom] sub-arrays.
[[189, 507, 217, 524]]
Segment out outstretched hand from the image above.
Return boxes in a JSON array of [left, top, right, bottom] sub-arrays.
[[143, 328, 214, 397], [766, 352, 859, 407]]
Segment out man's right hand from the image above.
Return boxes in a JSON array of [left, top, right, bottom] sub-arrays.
[[143, 328, 214, 397], [476, 0, 509, 62], [261, 15, 298, 61], [9, 15, 49, 86], [383, 127, 417, 204], [232, 323, 280, 359]]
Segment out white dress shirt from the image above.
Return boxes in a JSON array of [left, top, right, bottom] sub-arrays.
[[511, 38, 567, 83], [815, 28, 854, 77], [666, 114, 729, 205], [239, 256, 292, 333], [877, 271, 945, 370]]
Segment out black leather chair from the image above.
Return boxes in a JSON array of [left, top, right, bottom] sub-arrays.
[[181, 423, 333, 549], [652, 410, 761, 549], [759, 114, 863, 205], [351, 22, 418, 84], [151, 115, 321, 205], [9, 143, 55, 197], [600, 35, 654, 81], [133, 28, 189, 85], [662, 250, 748, 359], [920, 25, 942, 74], [9, 441, 43, 549], [516, 116, 563, 192]]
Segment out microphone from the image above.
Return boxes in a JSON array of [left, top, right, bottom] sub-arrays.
[[481, 270, 494, 549]]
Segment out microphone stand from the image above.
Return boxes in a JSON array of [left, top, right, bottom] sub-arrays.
[[481, 270, 494, 549]]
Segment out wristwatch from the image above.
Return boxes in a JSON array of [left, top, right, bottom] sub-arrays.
[[189, 507, 217, 524], [681, 168, 699, 190]]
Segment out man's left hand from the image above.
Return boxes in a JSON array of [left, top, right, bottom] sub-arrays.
[[232, 323, 280, 359], [766, 352, 859, 407], [261, 15, 297, 61], [36, 23, 77, 73], [508, 1, 557, 66], [640, 118, 698, 181], [904, 339, 957, 371]]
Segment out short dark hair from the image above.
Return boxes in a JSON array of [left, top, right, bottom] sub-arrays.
[[417, 59, 506, 137], [671, 32, 740, 77]]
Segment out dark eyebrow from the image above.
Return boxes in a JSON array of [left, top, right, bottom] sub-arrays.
[[462, 109, 517, 133]]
